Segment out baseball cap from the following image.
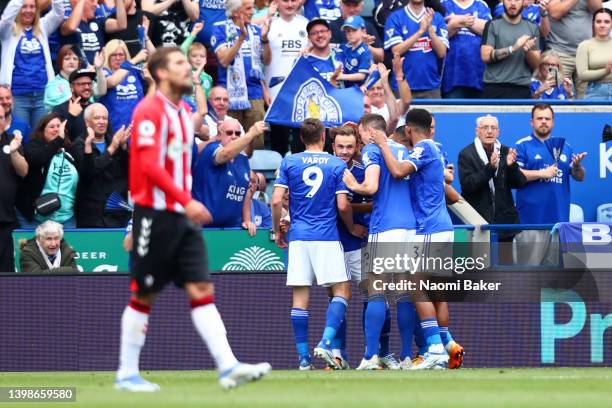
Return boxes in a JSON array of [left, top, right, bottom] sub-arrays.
[[341, 15, 366, 30], [69, 69, 96, 83], [306, 18, 331, 34], [341, 0, 363, 4]]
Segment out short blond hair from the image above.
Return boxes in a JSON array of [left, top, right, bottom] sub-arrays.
[[103, 40, 132, 69], [188, 42, 207, 56]]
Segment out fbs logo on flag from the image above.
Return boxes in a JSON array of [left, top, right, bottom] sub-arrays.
[[265, 57, 364, 127]]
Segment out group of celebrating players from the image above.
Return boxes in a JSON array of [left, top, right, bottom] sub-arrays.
[[115, 46, 463, 394], [271, 111, 464, 371]]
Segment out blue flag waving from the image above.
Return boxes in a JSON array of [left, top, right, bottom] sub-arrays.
[[264, 57, 364, 128]]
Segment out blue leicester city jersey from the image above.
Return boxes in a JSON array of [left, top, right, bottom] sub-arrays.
[[303, 0, 342, 21], [407, 139, 453, 234], [192, 141, 251, 228], [362, 141, 417, 234], [338, 162, 371, 251], [340, 42, 372, 86], [530, 79, 570, 100], [494, 3, 541, 24], [441, 0, 491, 94], [100, 67, 144, 133], [515, 135, 573, 224], [384, 6, 449, 91], [305, 48, 345, 86], [275, 151, 348, 241], [12, 29, 47, 95], [198, 0, 227, 46]]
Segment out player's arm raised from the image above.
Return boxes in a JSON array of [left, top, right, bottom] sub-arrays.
[[371, 129, 415, 178]]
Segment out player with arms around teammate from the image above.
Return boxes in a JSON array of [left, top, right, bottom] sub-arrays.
[[116, 47, 270, 392], [372, 109, 454, 369], [327, 125, 372, 369], [342, 114, 418, 370], [271, 118, 366, 370]]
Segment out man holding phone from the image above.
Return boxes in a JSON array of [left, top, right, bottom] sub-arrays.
[[480, 0, 542, 98]]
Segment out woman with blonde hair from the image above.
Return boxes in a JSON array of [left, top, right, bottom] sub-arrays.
[[530, 50, 574, 100], [0, 0, 64, 129], [576, 8, 612, 100], [98, 39, 147, 133]]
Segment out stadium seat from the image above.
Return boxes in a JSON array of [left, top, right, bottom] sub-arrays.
[[249, 149, 283, 173], [569, 204, 584, 223], [249, 149, 283, 199]]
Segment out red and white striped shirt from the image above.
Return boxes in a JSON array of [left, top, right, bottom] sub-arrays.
[[129, 91, 194, 213]]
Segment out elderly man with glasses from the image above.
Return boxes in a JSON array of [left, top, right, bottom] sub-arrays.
[[458, 114, 526, 263], [192, 118, 267, 230]]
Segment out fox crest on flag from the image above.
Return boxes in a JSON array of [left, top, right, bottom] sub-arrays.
[[265, 57, 364, 127]]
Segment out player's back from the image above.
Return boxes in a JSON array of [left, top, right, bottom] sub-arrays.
[[276, 151, 347, 241], [409, 139, 452, 233], [362, 140, 417, 234]]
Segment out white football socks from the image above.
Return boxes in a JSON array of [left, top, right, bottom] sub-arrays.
[[191, 304, 239, 373], [117, 306, 149, 380]]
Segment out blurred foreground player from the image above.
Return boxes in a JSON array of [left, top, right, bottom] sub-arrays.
[[115, 47, 271, 392]]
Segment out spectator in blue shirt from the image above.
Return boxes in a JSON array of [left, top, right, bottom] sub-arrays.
[[0, 84, 31, 144], [192, 119, 267, 228], [60, 0, 127, 67], [304, 0, 342, 21], [441, 0, 491, 98], [212, 0, 271, 148], [245, 170, 272, 234], [99, 39, 147, 133], [304, 18, 346, 87], [196, 0, 228, 47], [530, 50, 575, 100], [513, 104, 586, 265], [0, 0, 65, 130], [384, 0, 449, 99], [339, 15, 373, 87]]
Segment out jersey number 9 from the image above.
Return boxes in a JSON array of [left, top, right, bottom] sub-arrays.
[[302, 167, 323, 198]]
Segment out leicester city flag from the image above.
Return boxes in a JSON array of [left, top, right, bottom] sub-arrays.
[[264, 57, 364, 128]]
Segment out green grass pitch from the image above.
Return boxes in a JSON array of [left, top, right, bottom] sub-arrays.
[[1, 369, 612, 408]]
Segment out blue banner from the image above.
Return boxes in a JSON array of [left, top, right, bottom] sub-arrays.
[[558, 222, 612, 252], [264, 57, 364, 128]]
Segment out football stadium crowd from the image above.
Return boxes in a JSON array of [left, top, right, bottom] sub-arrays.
[[0, 0, 609, 273]]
